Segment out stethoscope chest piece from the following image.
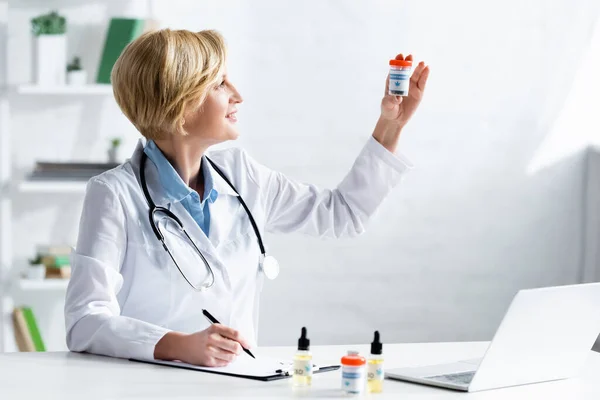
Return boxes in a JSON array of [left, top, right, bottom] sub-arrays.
[[260, 254, 280, 280]]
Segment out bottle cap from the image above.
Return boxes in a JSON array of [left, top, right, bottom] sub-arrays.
[[370, 331, 383, 355], [297, 327, 310, 351], [389, 59, 412, 67], [341, 350, 366, 366]]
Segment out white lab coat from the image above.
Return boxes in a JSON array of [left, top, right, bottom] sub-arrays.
[[64, 136, 413, 361]]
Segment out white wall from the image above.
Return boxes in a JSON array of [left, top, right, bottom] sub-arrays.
[[3, 0, 600, 351]]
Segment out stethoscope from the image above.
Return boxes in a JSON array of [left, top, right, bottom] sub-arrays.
[[139, 151, 280, 291]]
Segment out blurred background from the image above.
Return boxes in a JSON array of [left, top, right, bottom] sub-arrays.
[[0, 0, 599, 352]]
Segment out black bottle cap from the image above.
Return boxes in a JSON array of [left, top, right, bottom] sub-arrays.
[[298, 327, 310, 351], [371, 331, 382, 355]]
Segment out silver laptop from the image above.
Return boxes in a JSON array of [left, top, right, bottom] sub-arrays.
[[386, 282, 600, 392]]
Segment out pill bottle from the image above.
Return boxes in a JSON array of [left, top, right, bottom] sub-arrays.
[[341, 350, 366, 395], [389, 59, 413, 96]]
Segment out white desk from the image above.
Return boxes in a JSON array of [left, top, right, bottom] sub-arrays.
[[1, 342, 599, 399]]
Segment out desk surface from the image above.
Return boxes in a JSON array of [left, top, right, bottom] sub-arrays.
[[1, 342, 599, 399]]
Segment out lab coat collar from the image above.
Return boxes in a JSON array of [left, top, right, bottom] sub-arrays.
[[130, 139, 171, 207], [130, 139, 239, 207], [204, 157, 240, 198]]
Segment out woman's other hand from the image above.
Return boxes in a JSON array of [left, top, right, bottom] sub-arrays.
[[154, 324, 251, 367], [372, 54, 430, 153], [380, 54, 430, 127]]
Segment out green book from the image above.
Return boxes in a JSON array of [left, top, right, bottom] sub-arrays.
[[41, 254, 70, 267], [20, 307, 45, 352], [96, 18, 147, 84]]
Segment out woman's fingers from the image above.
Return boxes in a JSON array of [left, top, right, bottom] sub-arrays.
[[210, 324, 251, 350], [208, 344, 237, 362], [418, 66, 430, 90], [410, 61, 426, 85], [210, 332, 242, 355], [206, 354, 230, 367]]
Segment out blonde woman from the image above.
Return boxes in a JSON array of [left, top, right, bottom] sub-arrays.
[[64, 29, 430, 367]]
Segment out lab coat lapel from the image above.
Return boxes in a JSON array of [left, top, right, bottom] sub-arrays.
[[207, 194, 243, 249], [204, 156, 245, 250], [130, 139, 170, 207], [169, 201, 221, 262]]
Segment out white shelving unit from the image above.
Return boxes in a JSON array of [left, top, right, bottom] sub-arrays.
[[0, 81, 111, 351], [18, 180, 88, 194], [15, 83, 112, 95], [18, 279, 69, 291], [0, 3, 114, 351]]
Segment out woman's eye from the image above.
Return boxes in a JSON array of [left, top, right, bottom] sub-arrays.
[[219, 80, 226, 87]]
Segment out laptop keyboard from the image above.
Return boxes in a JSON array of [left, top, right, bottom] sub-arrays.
[[425, 371, 476, 385]]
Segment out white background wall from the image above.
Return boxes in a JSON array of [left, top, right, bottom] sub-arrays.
[[2, 0, 600, 351]]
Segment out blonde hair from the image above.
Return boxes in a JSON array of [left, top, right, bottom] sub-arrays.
[[111, 29, 227, 140]]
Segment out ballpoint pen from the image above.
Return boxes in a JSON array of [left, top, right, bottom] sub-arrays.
[[202, 309, 256, 359]]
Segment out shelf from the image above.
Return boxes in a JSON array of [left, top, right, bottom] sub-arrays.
[[18, 279, 69, 291], [18, 180, 87, 193], [14, 84, 112, 95]]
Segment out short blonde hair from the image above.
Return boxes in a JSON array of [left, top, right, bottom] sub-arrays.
[[111, 29, 227, 140]]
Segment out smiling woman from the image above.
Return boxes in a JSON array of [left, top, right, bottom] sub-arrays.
[[63, 27, 429, 368]]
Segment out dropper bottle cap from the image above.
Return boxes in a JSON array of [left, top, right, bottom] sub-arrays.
[[298, 327, 310, 351], [370, 331, 383, 355]]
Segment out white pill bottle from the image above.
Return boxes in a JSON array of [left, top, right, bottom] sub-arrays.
[[341, 350, 366, 395], [388, 58, 413, 96]]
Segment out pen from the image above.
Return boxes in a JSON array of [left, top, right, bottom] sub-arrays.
[[202, 309, 256, 359]]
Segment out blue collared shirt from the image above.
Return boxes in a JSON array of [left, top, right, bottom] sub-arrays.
[[144, 140, 218, 237]]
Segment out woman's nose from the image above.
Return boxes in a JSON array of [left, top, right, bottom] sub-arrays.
[[230, 86, 243, 104]]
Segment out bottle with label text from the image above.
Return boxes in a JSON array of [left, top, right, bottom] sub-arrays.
[[367, 331, 384, 393], [293, 327, 312, 387], [341, 350, 366, 395], [389, 59, 413, 96]]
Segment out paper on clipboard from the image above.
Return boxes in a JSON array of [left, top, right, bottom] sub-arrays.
[[131, 355, 340, 381]]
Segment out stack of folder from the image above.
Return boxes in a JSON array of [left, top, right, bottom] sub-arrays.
[[12, 307, 45, 352]]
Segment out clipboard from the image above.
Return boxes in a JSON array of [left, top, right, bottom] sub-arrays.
[[131, 356, 340, 381]]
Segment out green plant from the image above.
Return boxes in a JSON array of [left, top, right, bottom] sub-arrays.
[[67, 57, 82, 72], [28, 254, 42, 265], [31, 11, 66, 36], [110, 137, 122, 148]]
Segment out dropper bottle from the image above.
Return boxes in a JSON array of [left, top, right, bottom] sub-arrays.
[[293, 327, 312, 387], [367, 331, 384, 393]]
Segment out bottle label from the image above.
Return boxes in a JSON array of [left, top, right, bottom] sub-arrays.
[[293, 358, 312, 376], [342, 367, 366, 393], [389, 71, 410, 95], [368, 362, 384, 381]]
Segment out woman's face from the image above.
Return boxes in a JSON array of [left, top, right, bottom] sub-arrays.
[[182, 69, 243, 145]]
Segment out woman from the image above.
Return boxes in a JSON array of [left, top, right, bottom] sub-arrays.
[[64, 28, 430, 367]]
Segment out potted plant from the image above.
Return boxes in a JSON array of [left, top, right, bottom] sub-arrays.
[[108, 137, 122, 163], [66, 56, 87, 85], [31, 10, 67, 85], [27, 255, 46, 280]]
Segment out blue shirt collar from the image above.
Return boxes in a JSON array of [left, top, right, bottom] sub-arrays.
[[143, 140, 218, 205]]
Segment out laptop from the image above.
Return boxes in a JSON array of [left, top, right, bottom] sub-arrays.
[[386, 282, 600, 392]]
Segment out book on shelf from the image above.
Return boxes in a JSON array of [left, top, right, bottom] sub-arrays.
[[27, 161, 120, 181], [12, 307, 45, 352], [41, 254, 70, 267], [96, 18, 157, 84], [33, 244, 73, 278]]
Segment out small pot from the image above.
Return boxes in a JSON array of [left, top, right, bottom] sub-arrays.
[[27, 264, 46, 280], [108, 147, 118, 163], [67, 69, 87, 85]]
